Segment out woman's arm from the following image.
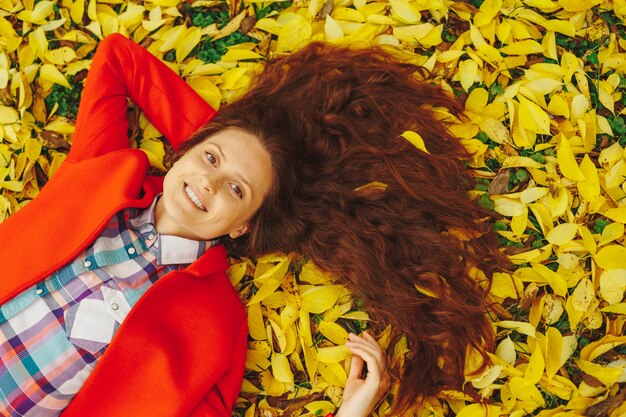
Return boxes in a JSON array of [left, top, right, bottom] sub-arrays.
[[327, 332, 391, 417], [68, 33, 215, 162]]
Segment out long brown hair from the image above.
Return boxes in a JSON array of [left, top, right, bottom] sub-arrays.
[[178, 42, 508, 415]]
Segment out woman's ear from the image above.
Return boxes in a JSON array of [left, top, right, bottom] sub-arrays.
[[229, 223, 250, 239]]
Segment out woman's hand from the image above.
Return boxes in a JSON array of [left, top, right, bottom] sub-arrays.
[[334, 331, 391, 417]]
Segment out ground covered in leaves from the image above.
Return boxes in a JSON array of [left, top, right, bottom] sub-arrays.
[[0, 0, 625, 416]]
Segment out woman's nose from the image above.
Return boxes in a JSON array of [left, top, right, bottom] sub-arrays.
[[201, 174, 220, 194]]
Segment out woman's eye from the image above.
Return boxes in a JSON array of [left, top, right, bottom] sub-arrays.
[[231, 184, 243, 199], [206, 152, 217, 165]]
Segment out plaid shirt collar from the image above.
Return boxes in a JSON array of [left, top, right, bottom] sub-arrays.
[[129, 195, 218, 266]]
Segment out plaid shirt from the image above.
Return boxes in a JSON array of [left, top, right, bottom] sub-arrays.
[[0, 197, 215, 416]]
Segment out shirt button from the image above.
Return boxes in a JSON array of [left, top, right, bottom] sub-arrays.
[[111, 303, 119, 311], [127, 247, 136, 255], [84, 260, 92, 268], [35, 289, 44, 295], [147, 233, 155, 240]]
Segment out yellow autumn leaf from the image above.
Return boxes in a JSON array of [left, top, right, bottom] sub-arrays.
[[318, 321, 349, 344], [518, 96, 551, 134], [259, 369, 285, 396], [524, 346, 545, 385], [401, 130, 429, 154], [500, 40, 543, 55], [578, 154, 600, 201], [458, 59, 478, 92], [580, 335, 626, 362], [389, 0, 421, 24], [340, 311, 370, 321], [490, 272, 523, 299], [139, 138, 166, 171], [269, 318, 287, 352], [533, 263, 568, 297], [220, 49, 262, 62], [44, 119, 75, 134], [465, 88, 489, 113], [492, 196, 525, 216], [542, 19, 576, 36], [247, 301, 266, 341], [478, 117, 511, 144], [300, 286, 342, 313], [299, 261, 334, 284], [544, 327, 563, 380], [246, 349, 271, 371], [502, 156, 544, 169], [601, 303, 626, 314], [546, 223, 579, 246], [520, 187, 549, 204], [571, 94, 590, 120], [249, 278, 283, 305], [271, 351, 294, 385], [40, 64, 71, 89], [0, 106, 19, 124], [332, 7, 365, 22], [604, 208, 626, 223], [496, 336, 516, 365], [598, 223, 624, 246], [324, 15, 344, 41], [305, 401, 335, 415], [508, 376, 546, 405], [44, 47, 77, 66], [571, 278, 594, 312], [187, 77, 222, 110], [560, 52, 579, 81], [496, 320, 536, 337], [576, 359, 624, 386], [556, 135, 585, 181], [316, 345, 350, 363], [70, 0, 85, 24], [176, 27, 202, 63], [599, 270, 626, 305], [474, 0, 501, 27], [318, 362, 347, 386], [511, 208, 528, 237], [579, 226, 597, 255], [276, 15, 312, 52], [594, 245, 626, 270], [558, 0, 600, 12], [24, 138, 42, 162], [18, 1, 55, 24]]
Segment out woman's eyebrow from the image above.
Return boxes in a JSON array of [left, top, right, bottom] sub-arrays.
[[214, 143, 228, 163], [214, 143, 253, 197]]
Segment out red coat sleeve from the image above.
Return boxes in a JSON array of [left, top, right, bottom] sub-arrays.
[[69, 33, 216, 162], [187, 320, 248, 417]]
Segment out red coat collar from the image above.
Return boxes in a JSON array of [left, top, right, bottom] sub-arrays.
[[0, 150, 151, 304]]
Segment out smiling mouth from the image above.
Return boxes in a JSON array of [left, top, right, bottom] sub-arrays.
[[184, 184, 207, 211]]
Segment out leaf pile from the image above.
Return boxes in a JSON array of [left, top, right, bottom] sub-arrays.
[[0, 0, 625, 416]]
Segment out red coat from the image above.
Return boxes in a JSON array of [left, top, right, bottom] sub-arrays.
[[0, 34, 247, 416]]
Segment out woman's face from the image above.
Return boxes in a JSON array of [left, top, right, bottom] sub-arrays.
[[155, 127, 274, 241]]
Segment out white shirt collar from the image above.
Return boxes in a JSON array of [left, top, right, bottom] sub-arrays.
[[129, 196, 217, 266]]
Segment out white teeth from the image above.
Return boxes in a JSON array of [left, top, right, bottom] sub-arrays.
[[185, 185, 206, 211]]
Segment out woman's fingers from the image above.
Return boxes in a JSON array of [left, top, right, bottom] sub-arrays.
[[345, 331, 391, 392], [347, 333, 385, 365], [345, 345, 382, 380], [350, 331, 383, 354], [347, 354, 365, 380], [335, 330, 392, 417]]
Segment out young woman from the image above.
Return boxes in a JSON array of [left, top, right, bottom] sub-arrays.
[[0, 31, 504, 416], [0, 34, 389, 417]]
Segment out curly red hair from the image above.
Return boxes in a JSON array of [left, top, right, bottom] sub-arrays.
[[179, 42, 508, 415]]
